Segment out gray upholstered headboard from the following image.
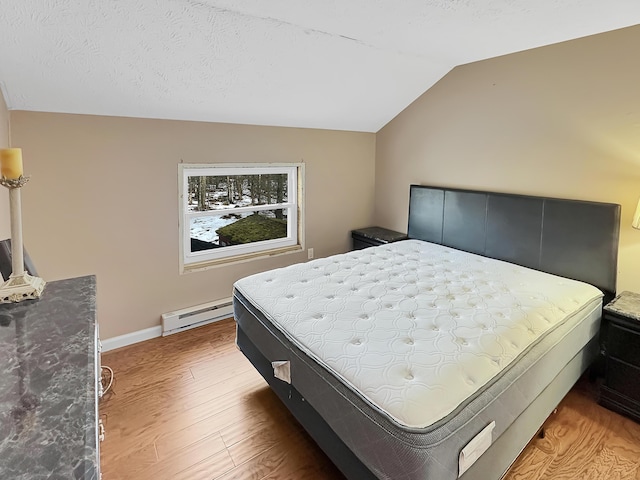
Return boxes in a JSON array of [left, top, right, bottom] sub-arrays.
[[407, 185, 621, 303]]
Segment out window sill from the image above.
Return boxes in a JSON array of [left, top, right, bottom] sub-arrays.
[[182, 244, 303, 274]]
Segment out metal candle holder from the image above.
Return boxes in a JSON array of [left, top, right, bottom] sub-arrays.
[[0, 175, 45, 303]]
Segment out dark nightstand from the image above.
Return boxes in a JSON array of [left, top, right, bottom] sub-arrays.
[[351, 227, 407, 251], [600, 291, 640, 423]]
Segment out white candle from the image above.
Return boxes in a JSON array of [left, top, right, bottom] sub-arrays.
[[0, 148, 24, 179]]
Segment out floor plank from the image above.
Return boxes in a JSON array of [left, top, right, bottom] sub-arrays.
[[504, 443, 555, 480], [100, 318, 640, 480]]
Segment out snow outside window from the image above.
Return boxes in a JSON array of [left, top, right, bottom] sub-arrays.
[[179, 164, 303, 270]]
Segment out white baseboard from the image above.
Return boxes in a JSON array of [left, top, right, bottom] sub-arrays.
[[101, 325, 163, 352]]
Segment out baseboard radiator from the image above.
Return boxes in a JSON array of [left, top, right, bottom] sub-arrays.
[[161, 297, 233, 336]]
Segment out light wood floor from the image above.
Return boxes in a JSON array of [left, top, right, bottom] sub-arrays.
[[100, 319, 640, 480]]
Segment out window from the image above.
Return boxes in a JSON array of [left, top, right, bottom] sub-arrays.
[[179, 163, 303, 270]]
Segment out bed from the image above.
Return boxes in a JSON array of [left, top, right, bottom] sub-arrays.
[[233, 185, 621, 480]]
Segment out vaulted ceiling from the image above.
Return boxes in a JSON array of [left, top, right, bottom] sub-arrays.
[[1, 1, 639, 132]]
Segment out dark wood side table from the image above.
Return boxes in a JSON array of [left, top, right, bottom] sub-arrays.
[[351, 227, 407, 250], [600, 291, 640, 423]]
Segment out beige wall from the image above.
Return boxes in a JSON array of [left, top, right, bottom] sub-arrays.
[[0, 90, 9, 239], [376, 25, 640, 294], [10, 112, 375, 338]]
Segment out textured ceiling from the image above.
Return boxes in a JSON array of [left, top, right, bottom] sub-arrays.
[[0, 1, 639, 132]]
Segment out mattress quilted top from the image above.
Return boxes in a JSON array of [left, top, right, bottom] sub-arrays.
[[234, 240, 602, 428]]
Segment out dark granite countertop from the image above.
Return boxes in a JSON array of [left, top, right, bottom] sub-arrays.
[[352, 226, 408, 243], [0, 275, 98, 480], [605, 291, 640, 322]]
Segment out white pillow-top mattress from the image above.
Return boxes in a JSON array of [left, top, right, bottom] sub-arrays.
[[234, 240, 603, 429]]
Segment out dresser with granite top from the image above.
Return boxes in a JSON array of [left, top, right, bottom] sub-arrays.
[[600, 290, 640, 423], [351, 226, 408, 250], [0, 275, 100, 479]]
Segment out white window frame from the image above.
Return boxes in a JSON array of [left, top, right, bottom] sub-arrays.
[[178, 163, 304, 272]]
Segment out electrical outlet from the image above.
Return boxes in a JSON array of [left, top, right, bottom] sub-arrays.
[[308, 248, 314, 260]]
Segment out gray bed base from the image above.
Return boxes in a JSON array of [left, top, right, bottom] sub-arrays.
[[234, 185, 621, 479], [235, 295, 598, 480], [461, 337, 598, 479]]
